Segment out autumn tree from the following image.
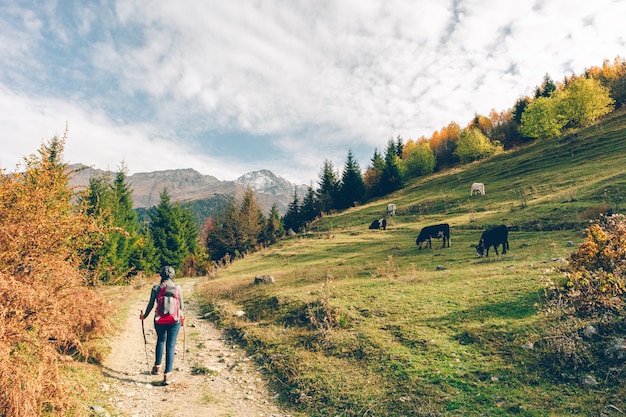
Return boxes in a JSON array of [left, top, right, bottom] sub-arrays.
[[364, 149, 385, 199], [586, 56, 626, 108], [237, 188, 265, 251], [520, 96, 566, 140], [0, 135, 109, 416], [429, 121, 461, 169], [559, 76, 615, 128], [521, 76, 614, 139], [454, 128, 503, 164], [485, 108, 521, 149], [205, 188, 265, 260], [401, 139, 436, 178]]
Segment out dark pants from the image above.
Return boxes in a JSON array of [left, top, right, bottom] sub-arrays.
[[154, 321, 181, 373]]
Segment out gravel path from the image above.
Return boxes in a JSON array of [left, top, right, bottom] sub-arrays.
[[100, 278, 293, 417]]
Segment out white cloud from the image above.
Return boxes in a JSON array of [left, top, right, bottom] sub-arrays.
[[1, 0, 625, 185]]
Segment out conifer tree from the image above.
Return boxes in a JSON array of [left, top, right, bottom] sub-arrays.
[[338, 149, 365, 209], [149, 188, 191, 270], [206, 201, 239, 260], [534, 73, 557, 98], [130, 220, 159, 274], [282, 190, 302, 233], [316, 159, 340, 213], [364, 149, 385, 199], [380, 139, 404, 194], [261, 203, 284, 244], [301, 185, 320, 225], [394, 135, 404, 158], [204, 189, 265, 260], [237, 188, 265, 252], [78, 166, 146, 282]]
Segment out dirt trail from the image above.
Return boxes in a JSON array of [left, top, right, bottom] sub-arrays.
[[101, 278, 293, 417]]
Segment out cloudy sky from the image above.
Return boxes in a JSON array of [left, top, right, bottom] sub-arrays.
[[1, 0, 624, 185]]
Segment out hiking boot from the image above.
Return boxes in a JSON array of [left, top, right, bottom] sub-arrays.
[[151, 365, 162, 375], [163, 372, 174, 385]]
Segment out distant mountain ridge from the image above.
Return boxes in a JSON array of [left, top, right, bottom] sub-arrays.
[[68, 164, 308, 215]]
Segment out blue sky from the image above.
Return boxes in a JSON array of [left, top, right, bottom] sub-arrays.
[[1, 0, 624, 185]]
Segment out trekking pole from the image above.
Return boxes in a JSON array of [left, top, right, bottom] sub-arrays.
[[140, 310, 150, 372], [182, 315, 186, 361]]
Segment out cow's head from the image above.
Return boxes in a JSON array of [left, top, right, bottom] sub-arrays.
[[476, 240, 485, 256]]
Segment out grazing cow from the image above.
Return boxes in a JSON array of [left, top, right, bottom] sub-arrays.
[[369, 218, 387, 230], [416, 223, 450, 249], [470, 182, 485, 196], [476, 224, 509, 256], [387, 203, 397, 216]]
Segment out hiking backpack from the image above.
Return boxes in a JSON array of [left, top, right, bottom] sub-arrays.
[[155, 281, 181, 324]]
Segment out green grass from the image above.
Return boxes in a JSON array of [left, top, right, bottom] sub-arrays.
[[196, 110, 626, 416]]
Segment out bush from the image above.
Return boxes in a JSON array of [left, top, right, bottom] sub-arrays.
[[539, 214, 626, 373], [0, 136, 110, 416]]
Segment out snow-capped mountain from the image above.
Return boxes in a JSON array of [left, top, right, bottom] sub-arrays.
[[68, 165, 307, 215], [235, 169, 308, 200]]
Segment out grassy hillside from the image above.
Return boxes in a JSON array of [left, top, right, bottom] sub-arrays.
[[196, 109, 626, 416]]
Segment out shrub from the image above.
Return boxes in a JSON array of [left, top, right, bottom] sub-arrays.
[[539, 214, 626, 373], [0, 135, 110, 416]]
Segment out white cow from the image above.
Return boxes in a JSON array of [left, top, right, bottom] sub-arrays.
[[470, 183, 485, 196], [387, 203, 396, 216]]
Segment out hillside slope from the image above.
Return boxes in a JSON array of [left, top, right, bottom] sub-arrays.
[[196, 109, 626, 416]]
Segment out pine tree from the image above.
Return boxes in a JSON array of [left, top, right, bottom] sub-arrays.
[[282, 190, 302, 233], [394, 135, 404, 158], [78, 166, 146, 283], [316, 159, 340, 213], [364, 149, 385, 199], [301, 186, 320, 225], [203, 189, 265, 261], [534, 73, 557, 98], [237, 188, 265, 252], [338, 149, 365, 209], [149, 188, 189, 270], [380, 139, 404, 194], [130, 220, 159, 274], [261, 203, 284, 244], [206, 201, 238, 260]]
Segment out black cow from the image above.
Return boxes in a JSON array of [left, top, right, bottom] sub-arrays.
[[476, 224, 509, 256], [369, 218, 387, 230], [416, 223, 450, 249]]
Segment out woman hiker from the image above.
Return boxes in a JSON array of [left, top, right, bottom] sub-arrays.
[[140, 265, 184, 385]]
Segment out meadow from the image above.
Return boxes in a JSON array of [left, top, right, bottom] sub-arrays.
[[195, 109, 626, 416]]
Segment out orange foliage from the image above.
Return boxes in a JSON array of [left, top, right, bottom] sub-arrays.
[[566, 214, 626, 316], [0, 135, 110, 416]]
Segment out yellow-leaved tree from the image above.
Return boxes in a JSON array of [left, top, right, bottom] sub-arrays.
[[0, 133, 110, 417]]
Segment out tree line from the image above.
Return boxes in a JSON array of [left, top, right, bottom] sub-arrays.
[[74, 56, 626, 279], [284, 57, 624, 231], [9, 56, 624, 288]]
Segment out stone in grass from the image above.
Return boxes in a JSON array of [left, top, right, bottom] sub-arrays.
[[254, 275, 275, 284]]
